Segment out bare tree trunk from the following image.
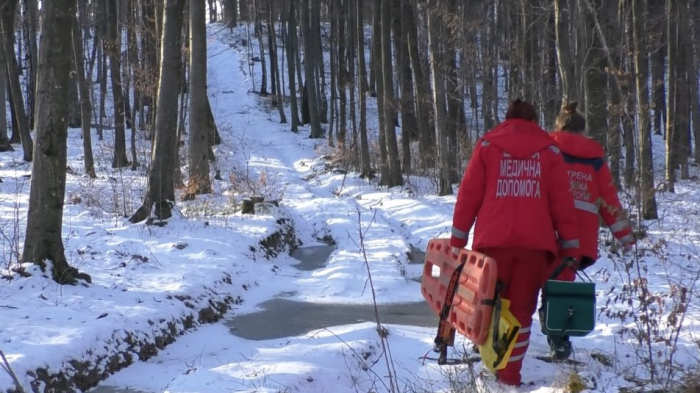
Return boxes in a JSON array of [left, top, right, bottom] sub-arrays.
[[268, 2, 286, 123], [554, 0, 578, 101], [97, 0, 107, 141], [23, 0, 38, 132], [676, 0, 690, 179], [348, 0, 359, 165], [336, 0, 347, 149], [690, 0, 700, 164], [369, 3, 379, 96], [327, 0, 337, 146], [71, 13, 95, 178], [391, 0, 412, 174], [0, 0, 33, 161], [380, 0, 403, 187], [130, 0, 187, 223], [583, 0, 608, 148], [405, 0, 433, 170], [208, 0, 217, 22], [445, 0, 463, 183], [428, 0, 452, 196], [632, 0, 658, 219], [623, 54, 636, 188], [356, 0, 372, 177], [142, 0, 158, 134], [544, 5, 558, 128], [311, 0, 327, 124], [286, 0, 301, 131], [225, 0, 238, 27], [22, 0, 91, 285], [650, 0, 666, 136], [609, 72, 622, 187], [254, 0, 268, 96], [127, 0, 140, 169], [0, 40, 11, 151], [107, 0, 129, 168], [187, 0, 212, 196], [68, 60, 81, 127], [300, 0, 323, 138], [665, 0, 677, 192]]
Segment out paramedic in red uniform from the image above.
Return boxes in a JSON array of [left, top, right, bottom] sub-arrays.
[[449, 99, 580, 387], [544, 102, 635, 358]]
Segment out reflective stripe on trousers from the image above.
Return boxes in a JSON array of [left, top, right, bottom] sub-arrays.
[[507, 325, 530, 363]]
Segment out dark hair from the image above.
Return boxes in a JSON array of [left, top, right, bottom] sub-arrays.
[[555, 101, 586, 133], [505, 99, 538, 123]]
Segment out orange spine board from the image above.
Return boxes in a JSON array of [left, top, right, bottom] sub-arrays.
[[421, 239, 498, 345]]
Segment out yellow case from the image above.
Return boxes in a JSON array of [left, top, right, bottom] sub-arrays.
[[478, 298, 522, 371]]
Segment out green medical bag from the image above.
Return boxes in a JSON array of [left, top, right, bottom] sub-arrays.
[[541, 267, 596, 337]]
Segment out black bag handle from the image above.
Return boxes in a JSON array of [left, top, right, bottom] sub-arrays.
[[548, 257, 578, 281]]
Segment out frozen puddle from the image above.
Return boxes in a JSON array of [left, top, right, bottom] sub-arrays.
[[222, 243, 437, 341], [289, 244, 337, 271], [89, 387, 150, 393], [225, 298, 437, 340]]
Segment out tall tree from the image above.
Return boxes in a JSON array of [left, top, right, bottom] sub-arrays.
[[187, 0, 212, 196], [380, 0, 403, 187], [665, 0, 677, 192], [268, 1, 286, 123], [649, 0, 666, 136], [632, 0, 658, 219], [130, 0, 187, 223], [22, 0, 39, 131], [286, 0, 301, 131], [391, 0, 414, 174], [0, 42, 11, 151], [428, 0, 452, 196], [675, 0, 691, 180], [583, 0, 608, 147], [554, 0, 578, 102], [300, 0, 323, 138], [22, 0, 90, 285], [689, 0, 700, 164], [254, 0, 268, 95], [356, 0, 372, 177], [404, 0, 433, 169], [71, 13, 95, 178], [225, 0, 238, 27], [107, 0, 129, 167], [0, 0, 33, 161]]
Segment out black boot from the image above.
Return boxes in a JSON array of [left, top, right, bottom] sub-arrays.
[[547, 335, 572, 361]]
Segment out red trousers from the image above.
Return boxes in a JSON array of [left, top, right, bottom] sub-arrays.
[[479, 247, 552, 386]]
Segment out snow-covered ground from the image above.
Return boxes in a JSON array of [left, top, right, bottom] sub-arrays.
[[1, 22, 699, 393]]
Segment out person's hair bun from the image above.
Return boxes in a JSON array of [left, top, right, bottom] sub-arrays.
[[563, 101, 579, 113]]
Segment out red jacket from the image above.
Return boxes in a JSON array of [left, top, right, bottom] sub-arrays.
[[450, 119, 580, 259], [551, 132, 634, 260]]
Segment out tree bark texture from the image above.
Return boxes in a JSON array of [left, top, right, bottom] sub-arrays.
[[22, 0, 91, 285], [130, 0, 187, 223], [632, 0, 658, 219], [187, 0, 212, 196], [0, 0, 33, 161], [71, 13, 96, 178]]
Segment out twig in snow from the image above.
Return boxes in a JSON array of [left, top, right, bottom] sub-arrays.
[[352, 204, 400, 393], [0, 349, 26, 393]]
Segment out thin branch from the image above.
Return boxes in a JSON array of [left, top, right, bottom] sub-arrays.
[[0, 349, 26, 393]]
